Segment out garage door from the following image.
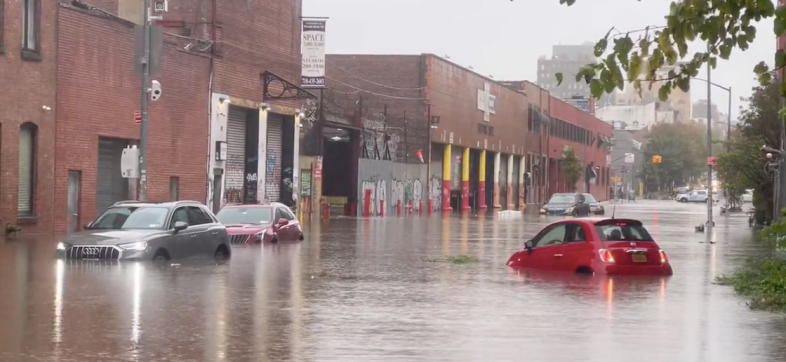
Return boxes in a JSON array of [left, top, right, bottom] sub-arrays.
[[225, 106, 247, 203], [265, 114, 284, 202], [96, 138, 129, 213]]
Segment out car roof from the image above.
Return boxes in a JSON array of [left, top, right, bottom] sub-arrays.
[[111, 200, 205, 208], [224, 203, 274, 208], [548, 217, 644, 227]]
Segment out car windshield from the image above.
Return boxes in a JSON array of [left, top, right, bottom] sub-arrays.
[[548, 194, 575, 204], [90, 206, 169, 230], [581, 194, 597, 203], [595, 223, 654, 241], [216, 207, 273, 224]]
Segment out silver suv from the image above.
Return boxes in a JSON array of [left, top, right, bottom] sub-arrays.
[[55, 200, 230, 262]]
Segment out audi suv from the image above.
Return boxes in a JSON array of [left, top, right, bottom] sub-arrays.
[[55, 200, 231, 262]]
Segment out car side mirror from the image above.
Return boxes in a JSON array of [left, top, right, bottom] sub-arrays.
[[173, 221, 189, 232], [524, 240, 534, 250], [277, 218, 289, 227], [83, 222, 92, 230]]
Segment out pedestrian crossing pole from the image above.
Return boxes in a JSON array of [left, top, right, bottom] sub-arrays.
[[138, 0, 152, 201]]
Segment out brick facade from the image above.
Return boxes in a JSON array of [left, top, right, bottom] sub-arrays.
[[53, 6, 211, 235], [0, 0, 58, 239]]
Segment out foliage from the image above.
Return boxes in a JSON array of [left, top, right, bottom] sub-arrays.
[[714, 82, 780, 223], [716, 256, 786, 311], [423, 255, 480, 264], [561, 147, 583, 192], [547, 0, 786, 101], [640, 123, 707, 190]]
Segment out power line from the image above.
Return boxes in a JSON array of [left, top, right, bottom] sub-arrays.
[[326, 76, 426, 100]]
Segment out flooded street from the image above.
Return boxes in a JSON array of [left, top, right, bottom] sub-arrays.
[[2, 200, 786, 362]]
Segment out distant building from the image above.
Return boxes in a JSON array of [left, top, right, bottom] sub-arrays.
[[537, 44, 596, 100], [595, 103, 677, 131], [692, 99, 730, 138], [611, 61, 691, 123]]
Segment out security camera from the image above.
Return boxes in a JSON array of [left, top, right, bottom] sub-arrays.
[[767, 153, 773, 159], [150, 80, 162, 101], [761, 145, 784, 155], [153, 0, 168, 13]]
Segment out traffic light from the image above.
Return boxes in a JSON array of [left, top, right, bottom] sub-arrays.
[[652, 155, 662, 164]]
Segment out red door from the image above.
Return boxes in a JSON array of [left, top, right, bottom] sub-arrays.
[[556, 223, 595, 272], [526, 223, 569, 271]]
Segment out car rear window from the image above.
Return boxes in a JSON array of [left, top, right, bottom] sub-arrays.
[[595, 222, 654, 241]]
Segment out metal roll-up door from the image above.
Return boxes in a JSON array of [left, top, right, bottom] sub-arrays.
[[512, 156, 520, 210], [97, 138, 128, 213], [265, 114, 284, 202], [499, 154, 508, 210], [225, 106, 247, 203], [17, 127, 34, 215]]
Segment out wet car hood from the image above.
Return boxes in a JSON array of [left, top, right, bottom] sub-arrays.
[[61, 229, 165, 245], [225, 223, 272, 235]]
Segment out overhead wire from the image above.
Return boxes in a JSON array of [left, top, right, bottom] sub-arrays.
[[326, 76, 426, 100], [326, 58, 425, 91]]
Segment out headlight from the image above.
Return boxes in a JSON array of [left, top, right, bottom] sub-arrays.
[[539, 208, 546, 213], [565, 207, 574, 213], [597, 205, 603, 209], [56, 242, 68, 250], [253, 229, 267, 240], [119, 241, 148, 251]]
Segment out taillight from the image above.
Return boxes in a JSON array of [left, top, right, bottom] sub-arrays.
[[598, 249, 615, 263], [659, 250, 668, 264]]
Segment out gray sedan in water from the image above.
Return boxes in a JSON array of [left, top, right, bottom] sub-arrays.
[[55, 200, 231, 262]]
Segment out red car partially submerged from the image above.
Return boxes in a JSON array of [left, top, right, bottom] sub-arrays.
[[215, 202, 303, 245], [507, 218, 673, 276]]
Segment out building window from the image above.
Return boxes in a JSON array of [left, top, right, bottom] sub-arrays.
[[22, 0, 40, 57], [18, 123, 37, 216], [169, 176, 180, 201]]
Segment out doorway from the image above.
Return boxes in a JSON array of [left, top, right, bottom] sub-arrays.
[[67, 171, 81, 234]]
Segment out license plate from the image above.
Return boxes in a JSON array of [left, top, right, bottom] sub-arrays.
[[632, 254, 647, 263]]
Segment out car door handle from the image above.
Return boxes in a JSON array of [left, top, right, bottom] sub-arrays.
[[211, 231, 218, 235], [190, 234, 198, 238], [554, 254, 563, 257]]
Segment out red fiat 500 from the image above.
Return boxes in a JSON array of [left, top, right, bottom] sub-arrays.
[[507, 218, 673, 276]]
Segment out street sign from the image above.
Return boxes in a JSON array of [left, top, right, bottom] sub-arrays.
[[707, 157, 716, 166], [624, 153, 635, 163], [134, 111, 141, 124]]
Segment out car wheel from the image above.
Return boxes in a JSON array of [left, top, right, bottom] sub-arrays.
[[152, 250, 170, 263], [298, 233, 304, 241], [270, 237, 279, 244], [214, 245, 230, 262], [679, 198, 687, 202]]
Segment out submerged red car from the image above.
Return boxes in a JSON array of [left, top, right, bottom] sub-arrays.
[[216, 202, 303, 245], [507, 218, 673, 276]]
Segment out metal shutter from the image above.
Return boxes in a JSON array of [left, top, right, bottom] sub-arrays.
[[17, 128, 33, 214], [512, 156, 520, 210], [97, 138, 128, 213], [265, 114, 284, 202], [499, 154, 508, 210], [225, 106, 247, 203]]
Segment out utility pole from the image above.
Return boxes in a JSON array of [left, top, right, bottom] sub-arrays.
[[727, 87, 732, 152], [706, 52, 714, 230], [139, 0, 152, 201]]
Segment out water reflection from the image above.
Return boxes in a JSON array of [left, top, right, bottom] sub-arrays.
[[1, 201, 786, 361]]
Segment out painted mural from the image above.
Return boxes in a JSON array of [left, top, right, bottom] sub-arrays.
[[358, 159, 436, 216]]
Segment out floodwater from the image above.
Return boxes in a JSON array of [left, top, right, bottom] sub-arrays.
[[1, 201, 785, 362]]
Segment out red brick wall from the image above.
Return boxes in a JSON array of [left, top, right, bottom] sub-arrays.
[[325, 54, 427, 162], [426, 55, 528, 155], [0, 0, 58, 239], [53, 7, 211, 235]]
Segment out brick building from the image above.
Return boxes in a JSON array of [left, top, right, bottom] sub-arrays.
[[0, 0, 58, 239], [1, 0, 309, 240]]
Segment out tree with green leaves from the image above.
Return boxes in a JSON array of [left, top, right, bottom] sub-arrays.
[[640, 123, 707, 191], [561, 147, 583, 192], [550, 0, 785, 101]]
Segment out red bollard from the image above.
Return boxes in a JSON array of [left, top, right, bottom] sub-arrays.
[[408, 200, 413, 215], [396, 200, 401, 216], [350, 202, 356, 217], [419, 201, 423, 216], [427, 199, 433, 216], [380, 200, 385, 217]]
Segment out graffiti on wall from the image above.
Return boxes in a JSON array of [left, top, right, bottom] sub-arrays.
[[299, 98, 319, 138], [360, 176, 386, 216], [429, 175, 442, 211], [362, 115, 402, 162], [360, 176, 426, 216], [225, 154, 245, 203]]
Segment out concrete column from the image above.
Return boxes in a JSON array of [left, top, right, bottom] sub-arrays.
[[256, 108, 269, 203], [442, 144, 453, 211], [479, 150, 487, 210], [461, 147, 471, 211], [519, 156, 526, 210], [493, 152, 501, 209], [292, 114, 301, 215], [507, 154, 514, 210]]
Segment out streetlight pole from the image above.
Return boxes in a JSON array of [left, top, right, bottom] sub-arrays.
[[705, 60, 714, 229], [691, 78, 732, 151]]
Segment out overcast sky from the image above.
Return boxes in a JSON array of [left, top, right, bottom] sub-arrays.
[[303, 0, 776, 122]]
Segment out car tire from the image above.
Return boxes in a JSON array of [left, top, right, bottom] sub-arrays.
[[152, 250, 170, 263], [270, 237, 278, 244], [214, 245, 230, 262], [679, 198, 687, 203], [298, 233, 304, 241]]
